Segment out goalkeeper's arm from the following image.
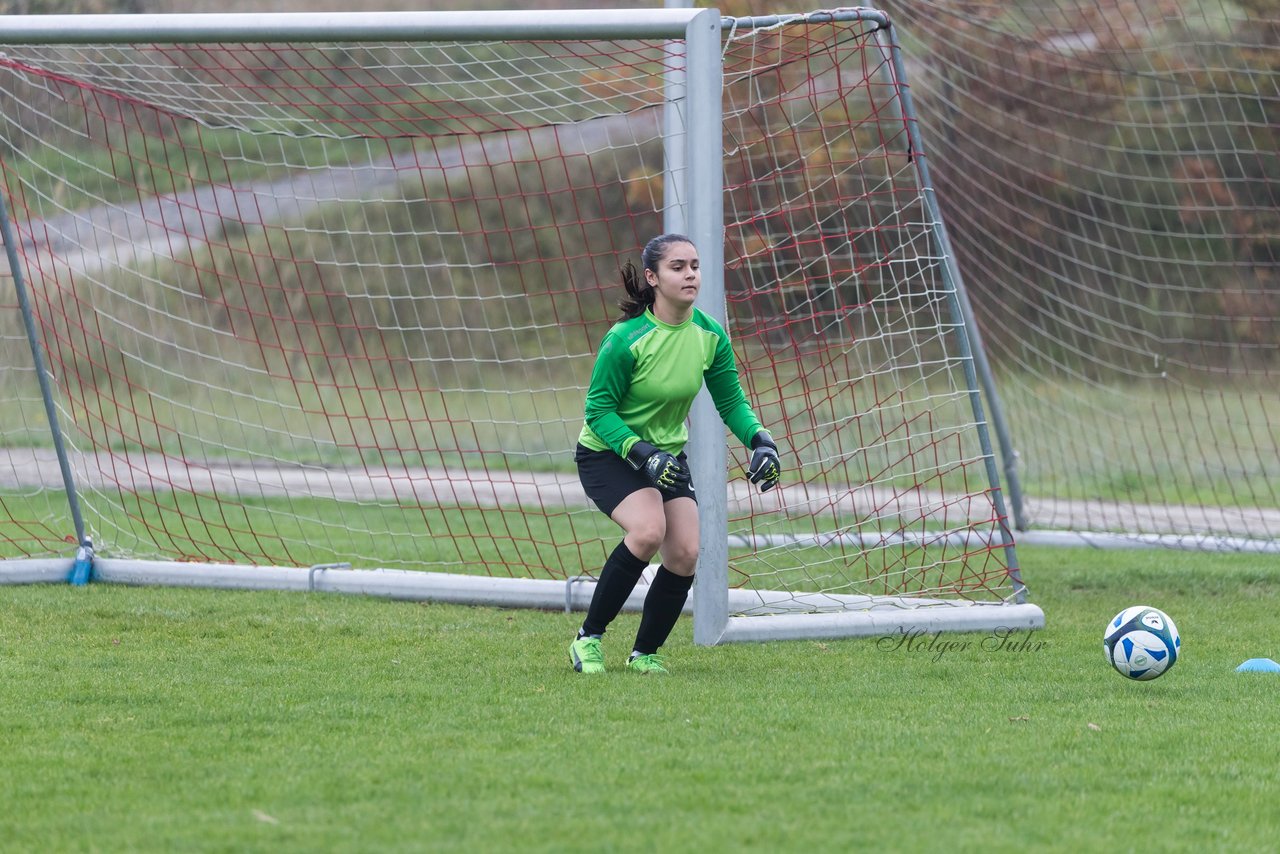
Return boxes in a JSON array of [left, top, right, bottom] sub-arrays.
[[699, 316, 782, 492]]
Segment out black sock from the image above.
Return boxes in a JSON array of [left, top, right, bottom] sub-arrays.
[[632, 566, 694, 655], [580, 541, 649, 637]]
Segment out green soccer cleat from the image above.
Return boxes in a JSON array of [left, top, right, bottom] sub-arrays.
[[569, 636, 605, 674], [626, 652, 669, 675]]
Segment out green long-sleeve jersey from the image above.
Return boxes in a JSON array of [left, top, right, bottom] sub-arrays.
[[577, 307, 765, 459]]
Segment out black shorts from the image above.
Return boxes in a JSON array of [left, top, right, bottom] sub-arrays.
[[575, 443, 697, 518]]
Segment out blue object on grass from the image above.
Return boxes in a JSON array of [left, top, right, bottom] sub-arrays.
[[1235, 658, 1280, 673], [69, 539, 94, 586]]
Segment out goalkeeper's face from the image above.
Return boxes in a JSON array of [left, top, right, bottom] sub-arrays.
[[646, 241, 701, 310]]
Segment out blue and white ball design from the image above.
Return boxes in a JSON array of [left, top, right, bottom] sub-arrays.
[[1103, 606, 1180, 681]]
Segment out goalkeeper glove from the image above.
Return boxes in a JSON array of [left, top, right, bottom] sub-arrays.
[[748, 431, 781, 492], [626, 440, 690, 493]]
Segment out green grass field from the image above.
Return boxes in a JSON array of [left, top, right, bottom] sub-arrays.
[[2, 545, 1278, 852]]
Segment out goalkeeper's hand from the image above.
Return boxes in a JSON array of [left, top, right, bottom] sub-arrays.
[[626, 441, 690, 493], [748, 431, 781, 492]]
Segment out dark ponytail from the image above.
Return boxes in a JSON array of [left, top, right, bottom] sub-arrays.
[[616, 232, 695, 320], [617, 260, 653, 320]]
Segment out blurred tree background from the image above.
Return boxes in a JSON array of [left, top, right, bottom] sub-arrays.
[[2, 0, 1275, 374], [0, 0, 1274, 544]]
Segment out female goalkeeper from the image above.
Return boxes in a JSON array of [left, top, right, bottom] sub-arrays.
[[570, 233, 781, 675]]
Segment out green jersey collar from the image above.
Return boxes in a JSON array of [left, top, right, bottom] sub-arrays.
[[644, 307, 694, 331]]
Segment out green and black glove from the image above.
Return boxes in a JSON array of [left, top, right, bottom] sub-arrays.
[[626, 441, 690, 493], [747, 431, 781, 492]]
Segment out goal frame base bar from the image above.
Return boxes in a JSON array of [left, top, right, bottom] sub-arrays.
[[1015, 529, 1280, 554], [0, 557, 1041, 644], [0, 558, 74, 584], [714, 603, 1044, 644]]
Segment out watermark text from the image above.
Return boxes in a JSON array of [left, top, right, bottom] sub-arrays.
[[875, 627, 1046, 662]]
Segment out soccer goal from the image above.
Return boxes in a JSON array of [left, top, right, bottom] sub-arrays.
[[0, 8, 1042, 643]]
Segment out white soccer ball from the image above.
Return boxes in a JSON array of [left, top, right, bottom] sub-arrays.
[[1103, 605, 1181, 681]]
